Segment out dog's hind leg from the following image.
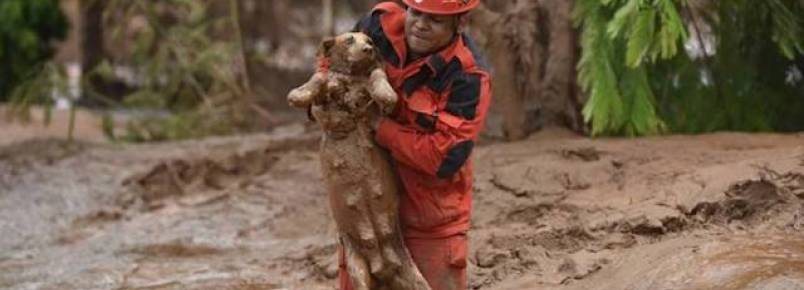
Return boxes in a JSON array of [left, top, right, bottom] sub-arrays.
[[342, 237, 372, 290], [346, 188, 386, 280], [374, 209, 403, 272]]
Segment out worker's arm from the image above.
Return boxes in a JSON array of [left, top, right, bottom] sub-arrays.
[[375, 72, 491, 179]]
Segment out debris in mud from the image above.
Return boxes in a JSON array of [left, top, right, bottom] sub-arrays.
[[560, 147, 602, 162], [279, 243, 338, 282], [71, 209, 125, 227], [471, 226, 609, 289], [555, 172, 590, 191], [129, 241, 226, 258], [773, 172, 804, 199], [491, 172, 532, 197], [474, 168, 804, 289], [611, 176, 799, 239], [490, 168, 575, 199], [498, 203, 577, 227], [659, 216, 686, 233], [689, 179, 787, 224], [310, 251, 339, 280], [6, 128, 804, 290], [475, 247, 511, 268], [471, 225, 601, 287], [55, 229, 94, 246], [609, 160, 627, 190], [596, 233, 636, 250], [501, 204, 553, 225], [557, 255, 604, 285], [618, 215, 666, 236]]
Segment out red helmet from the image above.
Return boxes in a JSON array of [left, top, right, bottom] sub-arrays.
[[401, 0, 480, 15]]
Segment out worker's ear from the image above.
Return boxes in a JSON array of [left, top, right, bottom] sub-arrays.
[[319, 37, 336, 58]]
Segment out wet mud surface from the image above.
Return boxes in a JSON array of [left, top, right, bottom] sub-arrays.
[[1, 127, 802, 289]]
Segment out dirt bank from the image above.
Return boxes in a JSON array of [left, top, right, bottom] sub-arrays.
[[0, 126, 802, 289], [0, 106, 109, 146]]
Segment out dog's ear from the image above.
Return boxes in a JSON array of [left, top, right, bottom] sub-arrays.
[[319, 37, 336, 58]]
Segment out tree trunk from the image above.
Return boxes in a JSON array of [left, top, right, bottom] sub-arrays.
[[322, 0, 335, 37], [78, 0, 105, 107], [540, 0, 584, 132], [470, 1, 544, 140], [261, 0, 282, 51], [469, 0, 585, 140]]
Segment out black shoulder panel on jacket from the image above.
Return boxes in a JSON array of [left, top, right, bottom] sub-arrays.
[[402, 65, 432, 96], [429, 58, 464, 93], [462, 34, 490, 72], [416, 113, 436, 131], [436, 141, 475, 178], [353, 10, 400, 67], [445, 73, 482, 120]]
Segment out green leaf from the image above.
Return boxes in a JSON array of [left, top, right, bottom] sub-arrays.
[[607, 0, 638, 39], [625, 9, 657, 67]]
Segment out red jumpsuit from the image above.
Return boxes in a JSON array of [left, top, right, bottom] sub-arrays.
[[333, 2, 492, 289]]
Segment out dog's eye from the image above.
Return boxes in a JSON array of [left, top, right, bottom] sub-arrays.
[[365, 38, 374, 46], [345, 36, 355, 45]]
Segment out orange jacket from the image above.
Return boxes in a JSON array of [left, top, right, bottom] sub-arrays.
[[326, 2, 492, 238]]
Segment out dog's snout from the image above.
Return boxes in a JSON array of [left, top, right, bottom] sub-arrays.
[[362, 46, 373, 53]]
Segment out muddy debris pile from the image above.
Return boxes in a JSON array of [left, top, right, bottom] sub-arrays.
[[687, 176, 802, 227], [120, 152, 276, 208], [117, 138, 318, 212], [465, 133, 804, 290], [471, 168, 804, 289]]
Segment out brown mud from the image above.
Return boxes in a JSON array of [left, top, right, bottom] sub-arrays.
[[0, 126, 803, 290]]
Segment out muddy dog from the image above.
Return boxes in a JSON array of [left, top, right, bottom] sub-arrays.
[[287, 32, 431, 290]]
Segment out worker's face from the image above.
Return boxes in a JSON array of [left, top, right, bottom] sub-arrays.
[[405, 8, 459, 56]]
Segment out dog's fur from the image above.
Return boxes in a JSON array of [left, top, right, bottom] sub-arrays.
[[287, 32, 431, 290]]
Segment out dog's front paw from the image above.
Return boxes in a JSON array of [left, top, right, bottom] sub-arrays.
[[287, 87, 314, 108], [370, 69, 398, 115], [288, 73, 326, 108]]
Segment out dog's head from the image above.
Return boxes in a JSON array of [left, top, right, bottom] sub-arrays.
[[288, 32, 395, 138], [321, 32, 379, 74]]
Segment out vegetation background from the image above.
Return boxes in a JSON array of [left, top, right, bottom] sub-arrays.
[[1, 0, 802, 141], [1, 2, 803, 290]]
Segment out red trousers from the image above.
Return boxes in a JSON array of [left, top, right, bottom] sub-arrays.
[[338, 234, 468, 290]]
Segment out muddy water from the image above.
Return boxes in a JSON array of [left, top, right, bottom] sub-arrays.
[[1, 128, 803, 290]]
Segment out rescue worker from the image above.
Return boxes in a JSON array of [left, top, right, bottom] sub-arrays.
[[322, 1, 491, 289]]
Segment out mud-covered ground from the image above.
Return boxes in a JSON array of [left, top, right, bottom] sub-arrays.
[[1, 118, 803, 289]]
